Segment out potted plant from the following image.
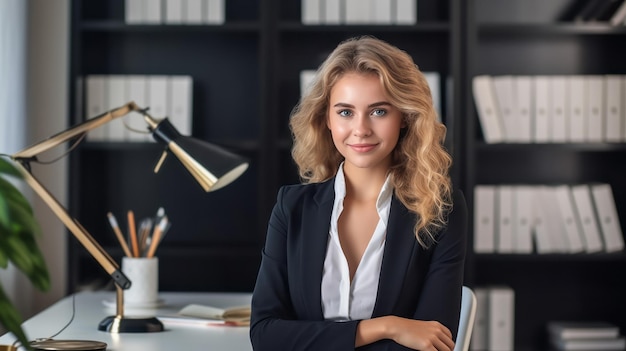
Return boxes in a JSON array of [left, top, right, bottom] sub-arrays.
[[0, 157, 50, 350]]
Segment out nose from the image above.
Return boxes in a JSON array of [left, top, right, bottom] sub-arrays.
[[353, 115, 372, 137]]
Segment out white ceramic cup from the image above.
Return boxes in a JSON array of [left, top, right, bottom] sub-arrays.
[[121, 257, 159, 306]]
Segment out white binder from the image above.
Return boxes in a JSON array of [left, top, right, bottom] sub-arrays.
[[571, 184, 605, 253], [513, 185, 534, 253], [493, 76, 516, 142], [549, 76, 568, 143], [472, 75, 504, 143], [127, 75, 151, 142], [568, 75, 586, 143], [605, 75, 623, 142], [168, 76, 193, 136], [474, 185, 496, 253], [395, 0, 417, 24], [301, 0, 321, 24], [205, 0, 225, 25], [513, 76, 533, 143], [106, 75, 128, 142], [469, 288, 489, 351], [496, 185, 515, 253], [165, 0, 183, 24], [488, 286, 515, 351], [586, 75, 604, 142], [85, 75, 108, 141], [185, 0, 203, 24], [533, 76, 551, 143], [148, 76, 169, 121], [553, 185, 585, 253], [322, 0, 341, 24], [590, 183, 625, 252]]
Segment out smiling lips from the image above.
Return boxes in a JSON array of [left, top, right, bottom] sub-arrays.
[[349, 143, 378, 153]]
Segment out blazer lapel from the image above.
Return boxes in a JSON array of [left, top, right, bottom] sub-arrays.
[[372, 196, 417, 316], [300, 180, 334, 320]]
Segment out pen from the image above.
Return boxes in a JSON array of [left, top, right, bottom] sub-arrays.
[[107, 212, 132, 257], [146, 215, 168, 258], [138, 218, 153, 256], [127, 210, 139, 257]]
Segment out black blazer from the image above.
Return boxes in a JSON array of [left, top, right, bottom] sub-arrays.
[[250, 179, 467, 351]]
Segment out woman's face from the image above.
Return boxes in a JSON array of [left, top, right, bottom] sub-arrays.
[[327, 72, 404, 174]]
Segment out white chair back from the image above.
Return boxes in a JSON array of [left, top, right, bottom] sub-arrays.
[[454, 286, 477, 351]]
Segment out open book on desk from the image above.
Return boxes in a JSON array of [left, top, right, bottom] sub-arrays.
[[159, 304, 251, 327]]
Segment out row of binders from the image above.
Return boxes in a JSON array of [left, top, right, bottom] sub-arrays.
[[470, 286, 515, 351], [548, 321, 625, 351], [125, 0, 225, 25], [300, 69, 442, 120], [301, 0, 417, 25], [473, 75, 626, 144], [572, 0, 626, 26], [473, 183, 624, 254], [83, 75, 193, 142]]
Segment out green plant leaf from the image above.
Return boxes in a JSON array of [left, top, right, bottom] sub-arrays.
[[0, 248, 8, 268], [0, 285, 32, 350], [0, 177, 34, 216], [5, 193, 41, 237], [0, 157, 42, 351], [0, 158, 23, 179], [0, 233, 49, 291]]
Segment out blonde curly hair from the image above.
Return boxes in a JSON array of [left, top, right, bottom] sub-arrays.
[[289, 36, 452, 248]]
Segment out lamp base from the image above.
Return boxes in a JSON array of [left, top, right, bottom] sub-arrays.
[[29, 339, 107, 351], [98, 315, 164, 333]]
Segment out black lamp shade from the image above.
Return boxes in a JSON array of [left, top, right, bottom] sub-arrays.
[[151, 118, 249, 192]]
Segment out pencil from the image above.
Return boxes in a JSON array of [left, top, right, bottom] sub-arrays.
[[138, 218, 152, 256], [127, 210, 139, 257], [107, 212, 132, 257], [146, 216, 168, 258]]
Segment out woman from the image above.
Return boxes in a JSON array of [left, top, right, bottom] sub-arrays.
[[250, 36, 467, 351]]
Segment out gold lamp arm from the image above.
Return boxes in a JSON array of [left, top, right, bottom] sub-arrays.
[[10, 102, 144, 289], [12, 102, 140, 159], [11, 161, 129, 288]]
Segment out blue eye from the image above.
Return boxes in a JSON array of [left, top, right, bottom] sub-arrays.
[[372, 109, 387, 117], [338, 110, 352, 117]]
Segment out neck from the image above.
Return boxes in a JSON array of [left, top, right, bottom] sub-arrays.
[[343, 164, 388, 202]]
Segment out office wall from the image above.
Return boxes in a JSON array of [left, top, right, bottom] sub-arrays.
[[26, 0, 70, 316]]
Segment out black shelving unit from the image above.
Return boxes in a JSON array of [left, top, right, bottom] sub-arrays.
[[464, 0, 626, 350], [68, 1, 625, 350], [68, 0, 462, 292]]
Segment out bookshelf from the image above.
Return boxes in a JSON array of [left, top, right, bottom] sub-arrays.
[[465, 0, 626, 350], [68, 0, 462, 291], [68, 0, 625, 350]]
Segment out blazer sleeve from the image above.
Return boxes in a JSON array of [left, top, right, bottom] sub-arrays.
[[249, 186, 360, 351], [357, 190, 469, 351], [412, 190, 468, 337]]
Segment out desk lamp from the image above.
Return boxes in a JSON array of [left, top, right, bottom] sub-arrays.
[[10, 102, 249, 346]]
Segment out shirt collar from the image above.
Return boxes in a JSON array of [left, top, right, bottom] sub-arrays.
[[333, 163, 393, 220]]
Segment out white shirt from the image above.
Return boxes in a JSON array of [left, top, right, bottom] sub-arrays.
[[321, 164, 393, 321]]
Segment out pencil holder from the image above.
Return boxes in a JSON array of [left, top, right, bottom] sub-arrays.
[[122, 257, 159, 307]]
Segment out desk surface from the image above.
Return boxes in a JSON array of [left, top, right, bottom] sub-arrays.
[[0, 291, 253, 351]]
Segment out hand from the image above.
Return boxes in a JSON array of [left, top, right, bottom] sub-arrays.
[[387, 316, 455, 351]]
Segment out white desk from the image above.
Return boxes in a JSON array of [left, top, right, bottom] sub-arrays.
[[0, 291, 253, 351]]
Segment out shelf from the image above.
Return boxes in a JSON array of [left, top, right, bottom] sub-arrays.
[[82, 139, 261, 152], [478, 23, 626, 35], [278, 22, 450, 33], [474, 142, 626, 152], [474, 252, 626, 263], [80, 21, 261, 33]]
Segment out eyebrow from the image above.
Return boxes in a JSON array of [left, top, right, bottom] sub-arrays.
[[332, 101, 392, 108]]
